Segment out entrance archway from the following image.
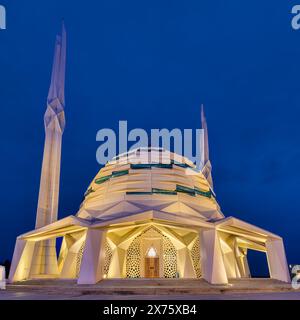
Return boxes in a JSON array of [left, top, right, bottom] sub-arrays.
[[125, 226, 177, 278]]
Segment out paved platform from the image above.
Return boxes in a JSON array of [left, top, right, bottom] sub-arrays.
[[1, 278, 299, 299]]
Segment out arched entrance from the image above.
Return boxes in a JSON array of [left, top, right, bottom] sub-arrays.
[[125, 226, 178, 278]]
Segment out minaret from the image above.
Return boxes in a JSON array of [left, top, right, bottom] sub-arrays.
[[36, 23, 66, 228], [31, 24, 66, 276], [201, 105, 214, 189]]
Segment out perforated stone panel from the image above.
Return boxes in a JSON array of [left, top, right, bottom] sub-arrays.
[[104, 240, 113, 276], [75, 241, 85, 277], [191, 236, 201, 278], [126, 234, 142, 278], [162, 233, 177, 278], [126, 226, 177, 278]]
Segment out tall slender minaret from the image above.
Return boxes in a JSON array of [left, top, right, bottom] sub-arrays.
[[201, 105, 214, 190], [36, 23, 66, 228], [30, 24, 66, 276]]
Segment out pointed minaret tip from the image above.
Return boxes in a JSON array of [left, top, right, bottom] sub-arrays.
[[200, 103, 209, 161], [45, 24, 67, 132], [47, 24, 66, 101], [200, 103, 214, 189], [61, 20, 66, 38], [201, 104, 206, 129]]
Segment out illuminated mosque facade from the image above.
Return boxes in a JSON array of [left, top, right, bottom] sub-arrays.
[[8, 26, 290, 285]]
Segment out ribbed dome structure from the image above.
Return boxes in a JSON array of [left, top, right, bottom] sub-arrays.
[[77, 147, 224, 221]]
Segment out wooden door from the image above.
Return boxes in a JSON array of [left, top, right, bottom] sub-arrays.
[[145, 257, 159, 278]]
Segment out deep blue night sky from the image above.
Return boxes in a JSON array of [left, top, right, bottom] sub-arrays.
[[0, 1, 299, 275]]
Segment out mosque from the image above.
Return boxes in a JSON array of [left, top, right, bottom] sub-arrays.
[[8, 25, 290, 285]]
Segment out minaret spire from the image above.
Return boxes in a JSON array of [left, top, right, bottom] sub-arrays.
[[201, 104, 209, 164], [44, 22, 66, 135], [201, 104, 214, 190], [36, 23, 66, 228], [31, 23, 67, 276]]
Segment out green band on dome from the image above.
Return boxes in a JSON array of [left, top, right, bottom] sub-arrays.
[[176, 185, 196, 196], [125, 186, 211, 198], [130, 163, 173, 170], [112, 170, 129, 178], [93, 167, 212, 199], [126, 191, 153, 195], [152, 188, 177, 195], [94, 175, 110, 184], [130, 164, 152, 169], [95, 169, 129, 184], [195, 187, 211, 198]]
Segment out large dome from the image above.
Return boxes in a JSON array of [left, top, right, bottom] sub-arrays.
[[77, 147, 224, 221]]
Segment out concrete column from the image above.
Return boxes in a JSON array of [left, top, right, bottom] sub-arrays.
[[266, 238, 290, 283], [0, 266, 5, 289], [8, 239, 35, 283], [108, 247, 125, 278], [30, 239, 59, 277], [77, 229, 107, 284], [60, 245, 78, 278], [200, 228, 228, 284], [177, 247, 196, 278], [235, 246, 250, 278], [241, 251, 250, 278], [219, 236, 241, 279]]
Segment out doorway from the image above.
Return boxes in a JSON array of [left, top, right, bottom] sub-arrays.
[[145, 257, 159, 278], [145, 246, 159, 278]]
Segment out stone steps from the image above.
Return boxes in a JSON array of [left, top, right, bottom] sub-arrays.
[[6, 278, 296, 296]]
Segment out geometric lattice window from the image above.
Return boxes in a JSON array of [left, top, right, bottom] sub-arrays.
[[162, 234, 177, 278], [191, 236, 201, 278], [126, 226, 177, 278], [76, 240, 85, 278], [104, 240, 113, 276], [126, 234, 142, 278]]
